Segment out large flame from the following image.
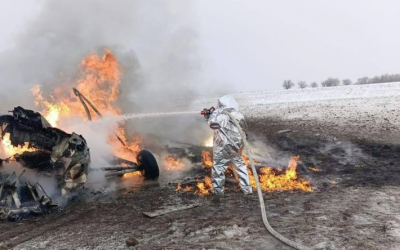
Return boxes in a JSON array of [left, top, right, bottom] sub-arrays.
[[31, 49, 121, 123], [28, 49, 142, 163]]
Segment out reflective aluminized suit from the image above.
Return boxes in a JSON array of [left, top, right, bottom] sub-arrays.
[[208, 95, 252, 195]]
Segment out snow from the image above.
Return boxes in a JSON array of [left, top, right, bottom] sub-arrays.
[[168, 82, 400, 111]]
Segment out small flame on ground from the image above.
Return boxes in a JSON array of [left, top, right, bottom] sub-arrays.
[[202, 151, 213, 168], [308, 167, 320, 172], [195, 176, 213, 197], [122, 171, 142, 179], [175, 176, 213, 197], [249, 156, 312, 192], [199, 153, 312, 193], [164, 155, 185, 171], [241, 154, 261, 166], [1, 133, 35, 156]]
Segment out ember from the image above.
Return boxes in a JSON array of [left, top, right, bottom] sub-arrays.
[[308, 167, 320, 172]]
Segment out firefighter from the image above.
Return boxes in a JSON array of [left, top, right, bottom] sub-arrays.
[[203, 95, 252, 195]]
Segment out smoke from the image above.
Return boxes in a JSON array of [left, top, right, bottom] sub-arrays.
[[0, 0, 214, 148], [249, 138, 295, 168]]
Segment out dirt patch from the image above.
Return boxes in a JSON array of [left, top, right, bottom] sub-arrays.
[[1, 118, 400, 250]]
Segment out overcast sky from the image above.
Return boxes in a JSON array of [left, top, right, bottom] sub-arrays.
[[0, 0, 399, 92]]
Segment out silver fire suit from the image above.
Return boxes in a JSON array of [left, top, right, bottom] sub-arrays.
[[207, 95, 252, 195]]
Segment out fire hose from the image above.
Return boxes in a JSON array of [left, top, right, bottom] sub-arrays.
[[222, 110, 312, 250]]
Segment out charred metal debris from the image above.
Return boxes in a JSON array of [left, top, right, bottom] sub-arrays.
[[0, 106, 90, 219]]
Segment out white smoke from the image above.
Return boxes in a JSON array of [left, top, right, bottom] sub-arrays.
[[0, 0, 215, 147]]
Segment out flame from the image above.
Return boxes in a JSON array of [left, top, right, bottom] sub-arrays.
[[1, 133, 35, 156], [31, 86, 70, 127], [164, 155, 185, 171], [249, 156, 312, 192], [122, 171, 142, 179], [308, 167, 320, 172], [175, 176, 213, 196], [31, 49, 121, 124], [195, 176, 213, 197], [201, 151, 213, 168], [241, 154, 261, 166], [202, 151, 260, 168], [111, 130, 142, 163], [29, 49, 142, 162]]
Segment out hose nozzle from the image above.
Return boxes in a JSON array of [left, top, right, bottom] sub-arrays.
[[201, 107, 215, 120]]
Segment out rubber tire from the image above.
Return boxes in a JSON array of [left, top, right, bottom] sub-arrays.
[[137, 150, 159, 180]]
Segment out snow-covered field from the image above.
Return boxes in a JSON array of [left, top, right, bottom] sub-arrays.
[[167, 82, 400, 119], [163, 82, 400, 143]]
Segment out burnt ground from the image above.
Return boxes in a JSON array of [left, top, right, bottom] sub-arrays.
[[1, 118, 400, 250]]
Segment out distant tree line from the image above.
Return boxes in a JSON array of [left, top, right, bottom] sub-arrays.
[[282, 73, 400, 90]]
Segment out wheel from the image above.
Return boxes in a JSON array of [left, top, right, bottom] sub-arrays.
[[136, 150, 159, 180]]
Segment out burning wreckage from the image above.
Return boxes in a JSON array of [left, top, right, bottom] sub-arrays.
[[0, 106, 159, 220]]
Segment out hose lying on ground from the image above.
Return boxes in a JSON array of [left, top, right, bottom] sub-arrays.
[[222, 110, 312, 250]]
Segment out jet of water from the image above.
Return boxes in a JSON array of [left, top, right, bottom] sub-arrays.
[[120, 111, 199, 120], [88, 111, 200, 125]]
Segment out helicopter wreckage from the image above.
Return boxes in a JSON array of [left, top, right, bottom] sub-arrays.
[[0, 91, 160, 220]]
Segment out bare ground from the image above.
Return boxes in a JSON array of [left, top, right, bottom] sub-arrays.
[[1, 118, 400, 250]]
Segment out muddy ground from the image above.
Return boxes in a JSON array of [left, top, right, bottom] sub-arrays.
[[1, 118, 400, 250]]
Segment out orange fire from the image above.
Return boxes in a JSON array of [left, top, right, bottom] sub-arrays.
[[200, 152, 311, 193], [308, 167, 320, 172], [1, 133, 36, 157], [164, 155, 185, 171], [122, 171, 142, 178], [202, 151, 213, 168], [241, 154, 261, 166], [201, 151, 260, 168], [176, 176, 213, 197], [195, 176, 213, 197], [31, 49, 122, 124], [249, 156, 312, 192], [28, 49, 142, 163]]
